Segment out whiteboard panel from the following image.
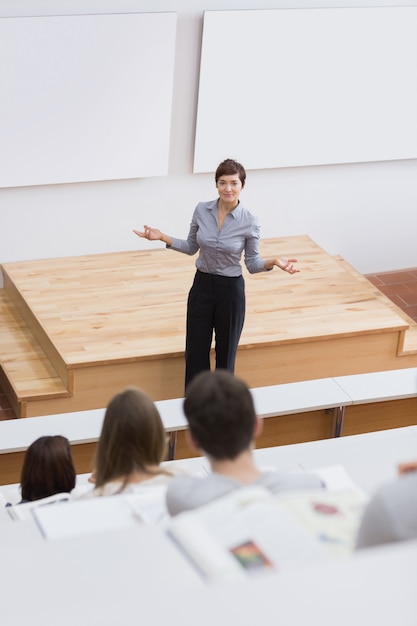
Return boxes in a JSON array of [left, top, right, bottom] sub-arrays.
[[193, 8, 417, 172], [0, 13, 176, 187]]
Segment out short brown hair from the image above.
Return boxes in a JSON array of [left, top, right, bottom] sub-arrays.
[[95, 387, 167, 488], [183, 370, 256, 460], [215, 158, 246, 187], [20, 435, 76, 502]]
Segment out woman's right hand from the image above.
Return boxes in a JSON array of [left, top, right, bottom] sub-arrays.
[[133, 225, 163, 241], [133, 226, 172, 247]]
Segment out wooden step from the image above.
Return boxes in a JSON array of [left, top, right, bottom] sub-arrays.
[[0, 290, 71, 417], [334, 256, 417, 355], [2, 266, 70, 386]]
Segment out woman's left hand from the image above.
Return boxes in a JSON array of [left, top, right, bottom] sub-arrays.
[[267, 257, 299, 274]]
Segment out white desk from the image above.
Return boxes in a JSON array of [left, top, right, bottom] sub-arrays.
[[0, 408, 105, 453], [0, 524, 206, 625], [1, 367, 416, 471], [0, 376, 354, 458], [0, 520, 415, 626], [251, 378, 351, 416], [254, 425, 417, 494], [334, 368, 417, 404], [251, 377, 352, 437], [186, 540, 417, 626], [0, 398, 187, 453]]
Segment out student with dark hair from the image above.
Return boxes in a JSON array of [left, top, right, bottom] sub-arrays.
[[19, 435, 76, 502], [166, 370, 323, 516], [134, 158, 299, 389]]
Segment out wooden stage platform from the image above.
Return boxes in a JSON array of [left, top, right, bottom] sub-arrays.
[[1, 235, 417, 418]]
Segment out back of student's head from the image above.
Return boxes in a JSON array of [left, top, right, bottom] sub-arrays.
[[95, 387, 166, 488], [183, 370, 256, 460], [20, 435, 76, 502]]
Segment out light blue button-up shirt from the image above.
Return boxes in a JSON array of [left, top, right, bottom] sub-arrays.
[[169, 199, 268, 277]]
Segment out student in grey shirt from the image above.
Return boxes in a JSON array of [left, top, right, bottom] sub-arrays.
[[166, 370, 324, 517], [355, 464, 417, 549], [134, 158, 298, 389]]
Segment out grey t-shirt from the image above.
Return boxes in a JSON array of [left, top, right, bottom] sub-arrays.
[[355, 471, 417, 549], [166, 470, 324, 517]]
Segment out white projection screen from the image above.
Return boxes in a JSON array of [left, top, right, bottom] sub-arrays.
[[0, 13, 177, 187], [193, 8, 417, 173]]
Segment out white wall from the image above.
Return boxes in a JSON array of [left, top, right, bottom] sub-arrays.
[[1, 0, 416, 282]]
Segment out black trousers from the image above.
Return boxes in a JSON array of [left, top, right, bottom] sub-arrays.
[[185, 270, 245, 390]]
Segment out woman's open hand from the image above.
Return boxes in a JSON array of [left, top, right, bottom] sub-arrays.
[[276, 258, 299, 274], [265, 257, 299, 274], [133, 225, 162, 241]]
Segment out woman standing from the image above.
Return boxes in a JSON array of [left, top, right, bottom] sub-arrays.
[[134, 158, 298, 389]]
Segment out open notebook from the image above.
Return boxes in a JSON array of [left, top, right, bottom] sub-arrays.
[[30, 486, 170, 540], [167, 465, 368, 582]]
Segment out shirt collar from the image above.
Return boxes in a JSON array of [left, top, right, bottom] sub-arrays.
[[208, 198, 243, 219]]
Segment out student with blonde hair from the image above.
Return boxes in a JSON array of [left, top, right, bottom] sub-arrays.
[[81, 387, 192, 524], [84, 387, 177, 502]]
